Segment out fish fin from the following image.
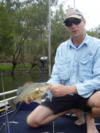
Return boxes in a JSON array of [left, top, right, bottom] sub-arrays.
[[23, 81, 33, 86], [17, 82, 33, 94], [8, 99, 16, 109]]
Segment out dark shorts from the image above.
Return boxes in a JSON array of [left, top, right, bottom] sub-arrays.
[[41, 94, 91, 114]]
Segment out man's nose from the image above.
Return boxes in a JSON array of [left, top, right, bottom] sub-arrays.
[[71, 23, 76, 27]]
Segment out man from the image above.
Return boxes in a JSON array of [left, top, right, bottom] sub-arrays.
[[26, 8, 100, 133]]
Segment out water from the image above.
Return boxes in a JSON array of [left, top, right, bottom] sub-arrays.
[[0, 72, 49, 100]]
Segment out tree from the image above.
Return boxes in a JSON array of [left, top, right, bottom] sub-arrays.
[[11, 0, 49, 74], [51, 5, 70, 63], [87, 26, 100, 38], [0, 0, 70, 74], [0, 3, 14, 55]]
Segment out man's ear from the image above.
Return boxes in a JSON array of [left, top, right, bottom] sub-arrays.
[[83, 19, 86, 25]]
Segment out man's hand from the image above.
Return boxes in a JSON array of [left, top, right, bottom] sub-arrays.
[[24, 97, 41, 104], [24, 96, 34, 104], [48, 84, 77, 97]]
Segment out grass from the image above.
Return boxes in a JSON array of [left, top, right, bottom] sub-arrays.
[[0, 64, 40, 72], [0, 64, 13, 71]]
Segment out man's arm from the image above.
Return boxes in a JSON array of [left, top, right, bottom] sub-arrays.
[[75, 47, 100, 98], [48, 84, 77, 97]]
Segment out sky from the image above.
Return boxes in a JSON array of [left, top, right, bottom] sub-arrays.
[[58, 0, 100, 30]]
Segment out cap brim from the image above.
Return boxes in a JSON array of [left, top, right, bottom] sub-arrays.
[[64, 15, 82, 22]]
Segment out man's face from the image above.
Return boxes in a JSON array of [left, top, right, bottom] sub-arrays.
[[65, 18, 86, 38]]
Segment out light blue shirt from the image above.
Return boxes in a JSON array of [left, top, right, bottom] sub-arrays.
[[48, 34, 100, 98]]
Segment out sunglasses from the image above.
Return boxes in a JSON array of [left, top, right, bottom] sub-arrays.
[[64, 19, 82, 27]]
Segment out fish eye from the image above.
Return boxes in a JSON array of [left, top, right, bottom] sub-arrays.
[[36, 88, 39, 91]]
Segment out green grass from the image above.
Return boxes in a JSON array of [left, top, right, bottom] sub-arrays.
[[0, 64, 13, 71], [0, 64, 40, 71]]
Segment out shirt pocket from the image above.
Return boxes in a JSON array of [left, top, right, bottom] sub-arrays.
[[58, 60, 70, 81], [79, 56, 93, 81]]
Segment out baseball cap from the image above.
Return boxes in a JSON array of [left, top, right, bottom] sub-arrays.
[[64, 8, 84, 23]]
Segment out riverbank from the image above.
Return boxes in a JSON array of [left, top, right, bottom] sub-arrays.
[[0, 63, 32, 71], [0, 63, 43, 75]]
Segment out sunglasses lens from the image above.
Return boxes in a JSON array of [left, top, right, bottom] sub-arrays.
[[65, 19, 81, 27], [74, 19, 81, 24], [65, 21, 72, 27]]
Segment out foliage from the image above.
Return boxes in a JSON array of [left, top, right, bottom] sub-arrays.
[[0, 3, 15, 55], [87, 27, 100, 38], [51, 5, 70, 59]]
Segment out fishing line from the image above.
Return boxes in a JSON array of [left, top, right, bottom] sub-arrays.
[[1, 72, 10, 133], [52, 121, 55, 133]]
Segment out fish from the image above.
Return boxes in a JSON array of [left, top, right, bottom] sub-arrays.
[[8, 82, 50, 109]]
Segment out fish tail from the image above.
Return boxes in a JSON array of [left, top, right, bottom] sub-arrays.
[[8, 99, 16, 109]]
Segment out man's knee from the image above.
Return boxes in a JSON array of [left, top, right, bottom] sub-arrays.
[[87, 91, 100, 107], [26, 115, 41, 128]]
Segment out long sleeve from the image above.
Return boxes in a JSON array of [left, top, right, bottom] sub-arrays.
[[76, 47, 100, 98]]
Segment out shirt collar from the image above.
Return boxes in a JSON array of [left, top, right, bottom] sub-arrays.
[[68, 34, 89, 49]]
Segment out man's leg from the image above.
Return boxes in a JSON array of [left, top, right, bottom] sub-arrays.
[[70, 109, 85, 125], [26, 105, 85, 128], [86, 111, 100, 133], [86, 91, 100, 133], [26, 105, 69, 128]]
